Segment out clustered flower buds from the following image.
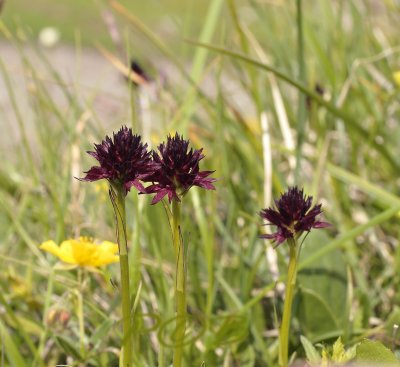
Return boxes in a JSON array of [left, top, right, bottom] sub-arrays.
[[259, 186, 329, 246], [81, 126, 156, 195], [146, 133, 216, 204], [81, 126, 216, 201]]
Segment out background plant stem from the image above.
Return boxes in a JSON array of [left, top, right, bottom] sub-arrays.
[[295, 0, 307, 183], [279, 238, 298, 367], [172, 200, 186, 367], [113, 186, 133, 367]]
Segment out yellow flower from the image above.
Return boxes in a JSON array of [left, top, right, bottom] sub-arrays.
[[394, 71, 400, 87], [40, 237, 119, 267]]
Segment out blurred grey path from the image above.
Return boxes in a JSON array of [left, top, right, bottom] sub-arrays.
[[0, 40, 255, 163], [0, 41, 129, 155]]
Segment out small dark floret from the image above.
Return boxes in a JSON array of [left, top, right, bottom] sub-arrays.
[[126, 59, 151, 86], [80, 126, 157, 195], [146, 133, 216, 204], [259, 186, 329, 246]]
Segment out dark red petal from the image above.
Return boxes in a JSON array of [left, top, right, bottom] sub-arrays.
[[313, 221, 331, 228], [151, 190, 168, 205], [125, 180, 146, 193], [198, 181, 216, 190], [259, 233, 278, 239], [195, 177, 216, 190], [167, 189, 180, 203], [87, 151, 99, 160], [81, 166, 110, 181], [260, 232, 288, 246], [260, 208, 288, 227]]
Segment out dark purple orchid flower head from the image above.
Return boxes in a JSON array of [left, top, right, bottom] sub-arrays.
[[259, 186, 330, 246], [80, 126, 157, 195], [146, 133, 216, 204]]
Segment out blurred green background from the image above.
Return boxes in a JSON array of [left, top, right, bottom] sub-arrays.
[[2, 0, 225, 47], [2, 0, 400, 366]]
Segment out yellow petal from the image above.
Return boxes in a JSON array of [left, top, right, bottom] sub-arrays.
[[394, 71, 400, 87], [40, 240, 61, 256], [40, 238, 119, 268], [91, 241, 119, 266], [40, 240, 76, 264], [66, 239, 97, 266], [99, 241, 119, 253], [54, 240, 77, 264]]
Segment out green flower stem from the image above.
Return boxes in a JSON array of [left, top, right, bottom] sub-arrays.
[[172, 199, 186, 367], [132, 195, 142, 354], [279, 238, 298, 367], [77, 268, 85, 358], [112, 186, 133, 367]]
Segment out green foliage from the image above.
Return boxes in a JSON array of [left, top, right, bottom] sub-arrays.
[[356, 339, 399, 365], [297, 230, 348, 341], [1, 0, 400, 365], [301, 336, 357, 366], [301, 335, 321, 364]]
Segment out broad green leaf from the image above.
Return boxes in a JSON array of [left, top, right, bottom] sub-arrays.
[[298, 230, 347, 329], [356, 339, 399, 364], [296, 287, 338, 341], [385, 307, 400, 335]]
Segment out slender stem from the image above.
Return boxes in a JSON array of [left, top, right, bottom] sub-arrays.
[[132, 195, 141, 354], [172, 200, 186, 367], [112, 186, 133, 367], [77, 269, 85, 358], [279, 238, 298, 367]]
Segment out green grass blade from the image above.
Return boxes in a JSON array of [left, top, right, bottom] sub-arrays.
[[327, 163, 400, 206], [295, 0, 307, 182], [0, 321, 28, 367], [188, 41, 398, 169]]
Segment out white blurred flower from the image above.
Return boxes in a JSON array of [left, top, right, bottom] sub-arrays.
[[38, 27, 60, 47]]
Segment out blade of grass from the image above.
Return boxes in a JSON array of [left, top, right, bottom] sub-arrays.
[[0, 193, 46, 263], [169, 0, 224, 131], [109, 0, 219, 119], [187, 41, 398, 169], [0, 321, 28, 367], [109, 0, 189, 80], [0, 58, 37, 181], [0, 291, 44, 366], [327, 163, 400, 206], [294, 0, 307, 183], [227, 0, 261, 113]]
